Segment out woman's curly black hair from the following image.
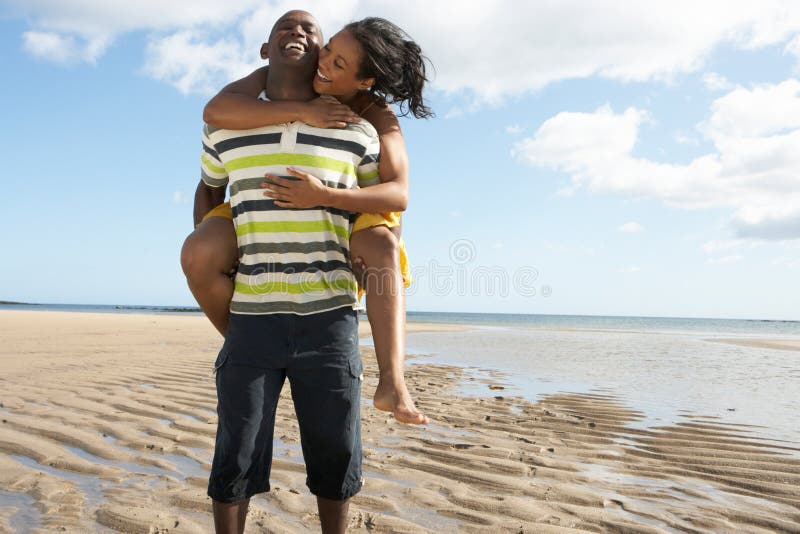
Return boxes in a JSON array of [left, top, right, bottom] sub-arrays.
[[344, 17, 434, 119]]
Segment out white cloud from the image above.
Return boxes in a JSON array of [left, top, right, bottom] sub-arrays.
[[9, 0, 800, 103], [173, 191, 188, 204], [141, 0, 362, 95], [674, 131, 700, 145], [143, 32, 253, 95], [785, 34, 800, 65], [702, 240, 743, 254], [513, 80, 800, 240], [771, 254, 800, 267], [22, 31, 77, 63], [385, 0, 800, 104], [444, 107, 467, 119], [22, 31, 109, 64], [701, 80, 800, 138], [702, 72, 734, 91], [7, 0, 263, 36], [706, 255, 743, 264], [505, 125, 524, 134], [619, 222, 644, 233], [617, 265, 641, 273]]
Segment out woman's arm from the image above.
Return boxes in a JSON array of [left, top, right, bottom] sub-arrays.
[[326, 102, 409, 212], [323, 129, 408, 212], [264, 164, 407, 213], [322, 100, 410, 212], [262, 99, 411, 213], [203, 67, 361, 129]]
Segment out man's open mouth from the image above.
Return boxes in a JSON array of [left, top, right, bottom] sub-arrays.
[[283, 41, 307, 54]]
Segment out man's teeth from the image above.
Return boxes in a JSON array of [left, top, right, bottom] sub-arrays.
[[284, 43, 305, 51], [317, 69, 330, 81]]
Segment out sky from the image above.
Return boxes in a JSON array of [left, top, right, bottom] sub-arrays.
[[1, 0, 800, 320]]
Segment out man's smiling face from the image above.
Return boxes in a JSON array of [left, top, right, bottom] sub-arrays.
[[266, 10, 322, 70]]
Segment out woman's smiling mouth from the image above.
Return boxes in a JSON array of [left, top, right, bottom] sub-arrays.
[[316, 68, 331, 82]]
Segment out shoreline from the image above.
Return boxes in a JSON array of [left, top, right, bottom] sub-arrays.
[[1, 310, 798, 532], [706, 337, 800, 352], [5, 307, 800, 346]]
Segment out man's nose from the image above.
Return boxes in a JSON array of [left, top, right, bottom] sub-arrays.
[[290, 25, 306, 37]]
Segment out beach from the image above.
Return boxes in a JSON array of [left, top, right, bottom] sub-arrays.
[[709, 338, 800, 352], [1, 310, 799, 533]]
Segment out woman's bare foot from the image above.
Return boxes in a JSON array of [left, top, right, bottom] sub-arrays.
[[373, 377, 429, 424]]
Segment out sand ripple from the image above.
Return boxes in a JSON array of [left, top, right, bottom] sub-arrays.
[[1, 310, 799, 533]]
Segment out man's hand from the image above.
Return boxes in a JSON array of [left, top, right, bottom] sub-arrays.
[[301, 96, 361, 128], [262, 167, 332, 209]]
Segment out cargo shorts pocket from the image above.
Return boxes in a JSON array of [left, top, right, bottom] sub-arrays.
[[347, 354, 363, 382], [212, 350, 229, 374]]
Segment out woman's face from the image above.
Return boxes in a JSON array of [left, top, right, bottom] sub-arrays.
[[313, 29, 373, 97]]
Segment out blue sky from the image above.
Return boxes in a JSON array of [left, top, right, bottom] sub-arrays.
[[2, 1, 800, 320]]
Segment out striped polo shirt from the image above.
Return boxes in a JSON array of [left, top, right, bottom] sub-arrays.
[[200, 94, 380, 315]]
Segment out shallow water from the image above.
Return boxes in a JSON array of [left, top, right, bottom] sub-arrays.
[[403, 326, 800, 445], [0, 491, 41, 533], [9, 454, 108, 505]]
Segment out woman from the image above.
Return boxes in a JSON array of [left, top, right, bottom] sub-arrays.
[[182, 17, 433, 425]]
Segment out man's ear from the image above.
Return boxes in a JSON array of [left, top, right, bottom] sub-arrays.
[[359, 77, 375, 91], [260, 43, 269, 60]]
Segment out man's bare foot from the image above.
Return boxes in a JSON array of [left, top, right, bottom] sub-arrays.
[[373, 378, 429, 425]]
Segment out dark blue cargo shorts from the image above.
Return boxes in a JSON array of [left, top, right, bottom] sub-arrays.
[[207, 306, 363, 503]]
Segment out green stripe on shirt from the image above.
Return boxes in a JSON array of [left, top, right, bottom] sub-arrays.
[[201, 153, 225, 174], [234, 277, 357, 295], [357, 168, 379, 181], [226, 153, 356, 177], [237, 220, 350, 240]]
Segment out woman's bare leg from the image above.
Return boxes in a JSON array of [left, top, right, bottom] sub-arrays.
[[350, 226, 428, 425], [180, 217, 238, 337]]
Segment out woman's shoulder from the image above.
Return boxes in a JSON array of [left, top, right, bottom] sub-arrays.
[[351, 90, 387, 114], [355, 92, 400, 136]]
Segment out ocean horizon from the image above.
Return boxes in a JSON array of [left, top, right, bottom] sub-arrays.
[[2, 301, 799, 336]]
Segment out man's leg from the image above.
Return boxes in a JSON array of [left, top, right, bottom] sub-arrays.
[[208, 314, 288, 532], [181, 216, 238, 337], [288, 308, 363, 533], [317, 497, 350, 534], [212, 500, 249, 534]]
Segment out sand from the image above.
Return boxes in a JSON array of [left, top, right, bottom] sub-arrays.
[[1, 310, 799, 533], [708, 337, 800, 352], [357, 319, 467, 338]]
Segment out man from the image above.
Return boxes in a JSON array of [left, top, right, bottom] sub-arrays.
[[196, 10, 376, 533]]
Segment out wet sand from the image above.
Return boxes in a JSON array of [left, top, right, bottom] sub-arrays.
[[708, 337, 800, 352], [1, 310, 799, 533], [358, 319, 468, 338]]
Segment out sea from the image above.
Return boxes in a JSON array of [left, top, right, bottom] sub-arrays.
[[3, 303, 799, 445]]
